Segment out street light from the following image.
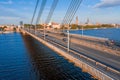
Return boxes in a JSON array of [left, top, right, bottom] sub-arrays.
[[34, 24, 36, 35], [82, 26, 84, 37], [67, 24, 70, 52], [44, 23, 46, 40]]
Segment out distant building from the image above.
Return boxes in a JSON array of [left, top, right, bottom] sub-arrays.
[[84, 18, 93, 25], [96, 22, 101, 26], [48, 22, 60, 29], [20, 21, 24, 28], [76, 16, 79, 25], [85, 18, 89, 24], [3, 25, 16, 31]]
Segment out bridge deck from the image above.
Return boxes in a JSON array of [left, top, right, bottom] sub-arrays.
[[21, 29, 120, 80]]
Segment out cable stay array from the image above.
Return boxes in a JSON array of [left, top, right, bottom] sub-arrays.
[[45, 0, 59, 24], [31, 0, 40, 25], [30, 0, 83, 27], [61, 0, 83, 25], [36, 0, 47, 25]]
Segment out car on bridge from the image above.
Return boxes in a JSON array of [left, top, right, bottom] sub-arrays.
[[62, 38, 67, 42]]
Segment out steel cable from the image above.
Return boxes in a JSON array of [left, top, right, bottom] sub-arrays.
[[36, 0, 47, 24], [67, 0, 83, 24], [61, 0, 75, 25], [31, 0, 40, 25], [45, 0, 59, 24], [61, 0, 83, 25]]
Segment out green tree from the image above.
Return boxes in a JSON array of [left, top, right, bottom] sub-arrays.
[[2, 26, 7, 31], [24, 24, 31, 28], [3, 26, 7, 29], [13, 27, 16, 32], [36, 24, 44, 29], [71, 24, 78, 29], [0, 27, 3, 31]]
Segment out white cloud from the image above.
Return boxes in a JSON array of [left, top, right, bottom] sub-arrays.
[[0, 6, 16, 12], [0, 16, 20, 20], [94, 0, 120, 8], [0, 0, 13, 5]]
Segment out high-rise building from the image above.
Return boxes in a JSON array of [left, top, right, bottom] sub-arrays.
[[76, 16, 78, 25], [85, 18, 89, 24], [20, 21, 23, 26], [20, 21, 23, 28]]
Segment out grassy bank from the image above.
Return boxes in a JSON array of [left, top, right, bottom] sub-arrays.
[[70, 24, 114, 30]]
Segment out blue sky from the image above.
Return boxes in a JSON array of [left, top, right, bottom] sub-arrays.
[[0, 0, 120, 25]]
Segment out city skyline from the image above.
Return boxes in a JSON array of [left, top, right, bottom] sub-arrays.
[[0, 0, 120, 25]]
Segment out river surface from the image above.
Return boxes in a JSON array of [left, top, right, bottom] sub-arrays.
[[70, 28, 120, 42], [0, 33, 94, 80]]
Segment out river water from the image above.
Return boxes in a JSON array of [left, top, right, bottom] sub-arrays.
[[70, 28, 120, 42], [0, 33, 95, 80]]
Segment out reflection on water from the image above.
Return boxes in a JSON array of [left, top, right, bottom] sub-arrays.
[[0, 33, 34, 80], [0, 33, 95, 80]]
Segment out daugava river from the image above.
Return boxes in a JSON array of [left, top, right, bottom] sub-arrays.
[[0, 33, 94, 80], [70, 28, 120, 42]]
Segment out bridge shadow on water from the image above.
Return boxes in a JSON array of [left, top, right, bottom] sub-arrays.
[[23, 35, 96, 80]]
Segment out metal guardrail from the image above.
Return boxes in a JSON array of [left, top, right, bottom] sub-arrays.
[[44, 35, 120, 75]]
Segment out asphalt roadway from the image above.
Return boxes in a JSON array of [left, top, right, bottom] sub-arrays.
[[34, 30, 120, 72], [27, 29, 120, 78]]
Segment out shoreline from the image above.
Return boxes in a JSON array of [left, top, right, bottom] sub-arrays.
[[69, 27, 120, 31], [0, 31, 14, 34], [70, 33, 109, 41]]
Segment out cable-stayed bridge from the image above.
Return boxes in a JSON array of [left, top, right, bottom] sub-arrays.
[[20, 0, 120, 80]]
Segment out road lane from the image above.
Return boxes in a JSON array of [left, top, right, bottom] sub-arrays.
[[43, 32, 120, 71]]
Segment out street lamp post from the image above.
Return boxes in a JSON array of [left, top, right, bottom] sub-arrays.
[[29, 25, 30, 32], [44, 24, 46, 40], [67, 24, 70, 52], [82, 26, 83, 37], [35, 25, 36, 35]]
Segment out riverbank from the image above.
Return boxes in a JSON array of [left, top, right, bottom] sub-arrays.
[[0, 31, 15, 34], [66, 27, 120, 31], [70, 24, 120, 30]]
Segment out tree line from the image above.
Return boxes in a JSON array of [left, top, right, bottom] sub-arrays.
[[0, 26, 7, 31], [24, 24, 114, 30]]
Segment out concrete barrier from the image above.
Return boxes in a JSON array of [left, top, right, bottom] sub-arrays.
[[70, 33, 109, 41]]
